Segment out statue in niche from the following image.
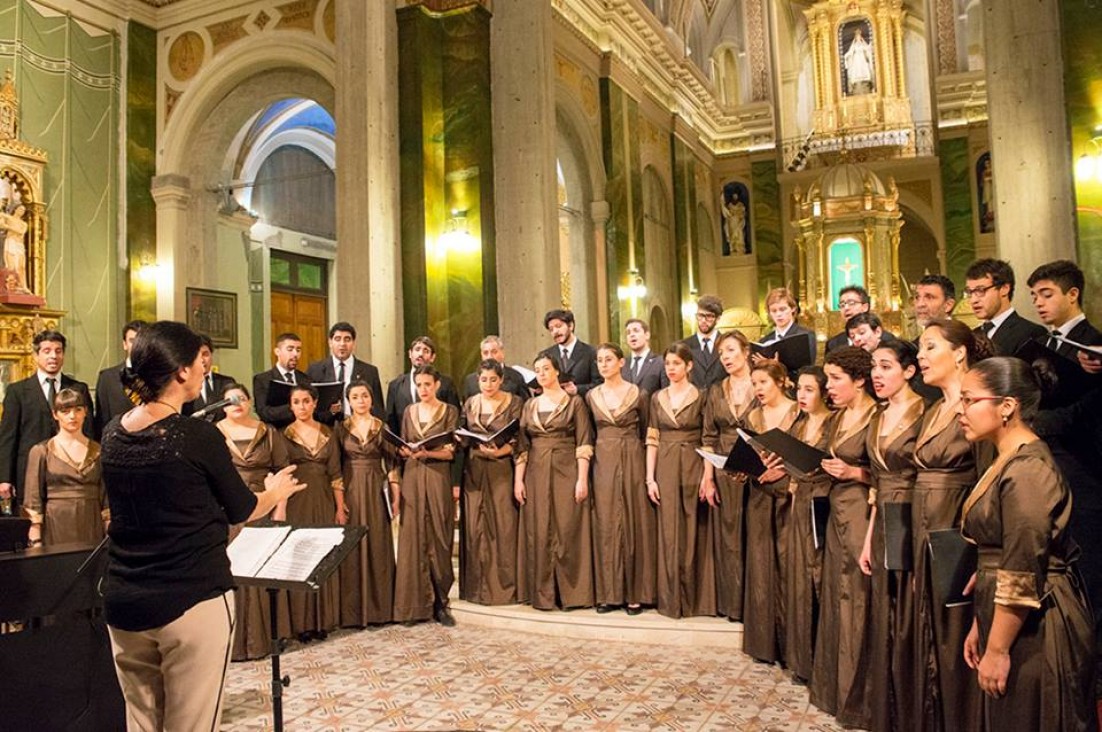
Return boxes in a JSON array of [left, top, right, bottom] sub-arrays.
[[977, 152, 995, 233], [720, 181, 751, 256], [840, 21, 875, 96], [0, 178, 28, 293]]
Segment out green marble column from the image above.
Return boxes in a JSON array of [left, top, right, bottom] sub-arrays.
[[751, 158, 784, 313], [398, 3, 496, 382], [127, 21, 157, 323], [938, 136, 975, 286], [672, 137, 701, 338]]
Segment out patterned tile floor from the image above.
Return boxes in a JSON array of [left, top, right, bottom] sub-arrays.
[[221, 621, 843, 731]]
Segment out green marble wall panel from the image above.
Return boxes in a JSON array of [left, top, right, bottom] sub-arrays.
[[672, 137, 700, 338], [126, 22, 156, 323], [600, 79, 643, 337], [397, 5, 494, 382], [751, 159, 783, 313], [1062, 3, 1102, 326], [0, 1, 119, 383], [938, 136, 975, 287]]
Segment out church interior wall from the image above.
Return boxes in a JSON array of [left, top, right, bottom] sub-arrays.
[[126, 20, 157, 325]]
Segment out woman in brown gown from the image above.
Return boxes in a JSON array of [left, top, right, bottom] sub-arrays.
[[912, 319, 992, 731], [460, 360, 523, 606], [700, 330, 755, 622], [959, 358, 1095, 731], [859, 341, 925, 732], [646, 343, 714, 619], [785, 366, 834, 683], [810, 346, 877, 729], [742, 361, 799, 663], [283, 384, 343, 639], [24, 388, 106, 547], [335, 380, 398, 626], [514, 353, 594, 611], [587, 344, 654, 614], [394, 365, 460, 625], [218, 383, 292, 660]]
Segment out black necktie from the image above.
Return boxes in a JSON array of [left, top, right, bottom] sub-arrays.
[[979, 321, 994, 335], [561, 347, 569, 367], [702, 337, 711, 355], [206, 376, 214, 403], [631, 355, 641, 380], [337, 361, 346, 384], [1048, 329, 1061, 351], [284, 370, 295, 384], [46, 377, 56, 408]]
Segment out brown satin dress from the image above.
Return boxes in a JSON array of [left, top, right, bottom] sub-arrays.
[[393, 403, 459, 622], [867, 398, 924, 732], [23, 438, 106, 545], [336, 417, 396, 625], [459, 394, 523, 606], [742, 401, 799, 663], [784, 412, 834, 682], [517, 394, 595, 610], [962, 441, 1096, 732], [701, 378, 755, 621], [809, 399, 876, 729], [912, 399, 986, 732], [221, 423, 291, 660], [648, 386, 715, 619], [283, 422, 343, 635], [587, 384, 656, 608]]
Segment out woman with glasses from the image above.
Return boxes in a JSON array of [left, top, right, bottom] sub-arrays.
[[959, 357, 1095, 730]]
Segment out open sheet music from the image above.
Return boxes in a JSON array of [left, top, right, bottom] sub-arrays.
[[455, 419, 520, 449], [229, 526, 346, 583], [382, 427, 456, 452]]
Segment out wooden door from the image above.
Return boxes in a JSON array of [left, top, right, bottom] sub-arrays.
[[270, 291, 328, 368]]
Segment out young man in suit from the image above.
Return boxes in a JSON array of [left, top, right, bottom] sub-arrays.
[[964, 258, 1046, 357], [680, 295, 727, 390], [825, 286, 870, 354], [253, 332, 311, 429], [0, 330, 92, 510], [307, 322, 386, 422], [461, 335, 529, 402], [186, 334, 237, 422], [846, 312, 897, 353], [622, 318, 665, 394], [539, 309, 601, 397], [1028, 259, 1102, 369], [386, 336, 461, 434], [93, 319, 145, 438], [755, 288, 817, 376]]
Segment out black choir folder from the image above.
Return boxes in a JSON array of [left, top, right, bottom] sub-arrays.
[[265, 379, 344, 409], [455, 419, 520, 449], [383, 427, 456, 452], [696, 429, 766, 478], [743, 427, 829, 479], [751, 335, 813, 370], [811, 497, 830, 550], [881, 502, 913, 571], [927, 528, 977, 607], [1013, 339, 1091, 407]]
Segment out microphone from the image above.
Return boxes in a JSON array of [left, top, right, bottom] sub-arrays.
[[191, 393, 243, 418]]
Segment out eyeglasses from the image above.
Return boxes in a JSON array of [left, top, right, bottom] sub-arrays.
[[696, 312, 718, 321], [838, 298, 865, 308], [960, 394, 1005, 408], [962, 284, 997, 299]]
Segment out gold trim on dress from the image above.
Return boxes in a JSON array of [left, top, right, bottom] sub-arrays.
[[914, 396, 959, 462], [994, 568, 1041, 609], [657, 385, 700, 425]]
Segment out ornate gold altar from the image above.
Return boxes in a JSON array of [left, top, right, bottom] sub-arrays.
[[804, 0, 915, 162], [792, 157, 903, 337], [0, 70, 64, 391]]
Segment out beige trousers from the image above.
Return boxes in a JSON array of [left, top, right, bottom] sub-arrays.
[[108, 590, 236, 732]]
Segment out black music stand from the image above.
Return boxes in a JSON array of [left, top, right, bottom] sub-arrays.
[[233, 525, 366, 732]]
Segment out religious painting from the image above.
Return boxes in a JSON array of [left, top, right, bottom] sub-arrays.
[[720, 181, 751, 256], [839, 18, 875, 97], [185, 287, 238, 349], [828, 237, 865, 309], [976, 152, 995, 233]]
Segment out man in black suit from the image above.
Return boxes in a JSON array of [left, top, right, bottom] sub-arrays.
[[755, 288, 817, 376], [539, 309, 601, 397], [0, 330, 93, 510], [825, 285, 870, 354], [386, 336, 461, 433], [622, 318, 665, 394], [253, 332, 311, 429], [186, 334, 237, 422], [964, 258, 1046, 357], [307, 322, 386, 423], [679, 295, 726, 390], [93, 319, 145, 438], [461, 335, 529, 402], [846, 312, 898, 353], [1028, 259, 1102, 368]]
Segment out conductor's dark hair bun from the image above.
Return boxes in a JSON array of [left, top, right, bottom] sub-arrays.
[[122, 321, 202, 404]]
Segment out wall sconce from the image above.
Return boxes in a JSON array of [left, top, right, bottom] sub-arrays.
[[1075, 127, 1102, 182], [436, 209, 479, 257], [617, 271, 647, 301], [136, 255, 164, 284]]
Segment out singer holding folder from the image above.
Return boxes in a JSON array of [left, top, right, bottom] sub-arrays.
[[860, 340, 925, 732], [101, 321, 302, 732], [959, 357, 1095, 730], [459, 360, 523, 606]]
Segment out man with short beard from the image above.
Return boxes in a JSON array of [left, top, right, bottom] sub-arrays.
[[622, 318, 665, 394]]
